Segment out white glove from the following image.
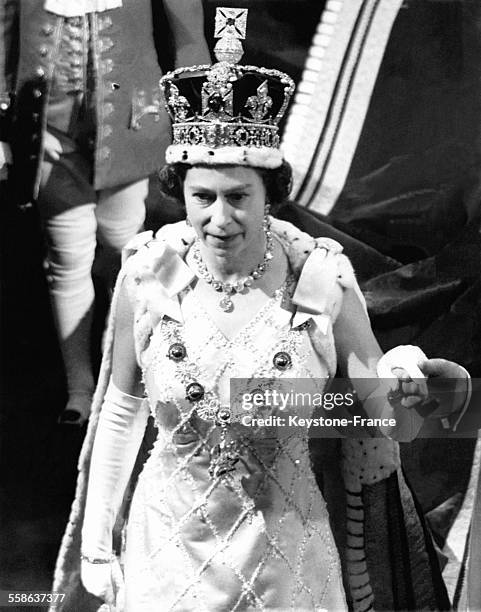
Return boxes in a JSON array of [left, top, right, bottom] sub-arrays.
[[80, 556, 125, 610], [377, 344, 428, 398], [373, 345, 428, 441], [81, 378, 149, 602]]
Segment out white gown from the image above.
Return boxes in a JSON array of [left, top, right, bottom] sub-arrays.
[[122, 274, 348, 612], [49, 220, 450, 612]]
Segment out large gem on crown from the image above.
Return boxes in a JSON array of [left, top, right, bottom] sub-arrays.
[[188, 127, 202, 144], [208, 92, 224, 113], [235, 127, 249, 145]]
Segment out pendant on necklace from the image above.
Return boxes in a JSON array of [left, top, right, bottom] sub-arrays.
[[192, 220, 273, 315], [219, 295, 234, 312]]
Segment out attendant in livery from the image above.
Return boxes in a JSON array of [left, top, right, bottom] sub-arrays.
[[0, 0, 210, 424], [51, 9, 472, 612]]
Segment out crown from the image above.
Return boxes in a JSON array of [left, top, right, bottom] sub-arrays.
[[159, 8, 295, 169]]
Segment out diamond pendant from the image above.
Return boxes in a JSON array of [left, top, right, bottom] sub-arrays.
[[219, 295, 234, 312]]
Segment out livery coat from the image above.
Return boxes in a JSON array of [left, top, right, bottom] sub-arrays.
[[0, 0, 208, 203]]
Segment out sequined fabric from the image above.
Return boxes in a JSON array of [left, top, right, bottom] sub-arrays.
[[122, 276, 347, 611]]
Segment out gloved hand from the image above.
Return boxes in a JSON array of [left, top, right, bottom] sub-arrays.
[[377, 344, 428, 403], [363, 345, 429, 441], [80, 556, 125, 609], [375, 346, 471, 438], [81, 378, 149, 603]]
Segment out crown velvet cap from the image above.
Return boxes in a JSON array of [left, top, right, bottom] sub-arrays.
[[159, 8, 295, 169]]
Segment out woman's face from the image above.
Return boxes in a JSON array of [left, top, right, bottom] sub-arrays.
[[183, 165, 266, 260]]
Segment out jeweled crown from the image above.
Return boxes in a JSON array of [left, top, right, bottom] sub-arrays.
[[159, 8, 295, 169]]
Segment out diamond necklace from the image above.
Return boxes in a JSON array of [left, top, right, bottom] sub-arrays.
[[192, 217, 274, 312]]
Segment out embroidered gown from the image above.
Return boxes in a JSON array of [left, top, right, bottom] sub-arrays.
[[50, 219, 451, 612], [123, 268, 348, 611]]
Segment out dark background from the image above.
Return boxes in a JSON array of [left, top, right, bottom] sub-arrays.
[[1, 0, 480, 604]]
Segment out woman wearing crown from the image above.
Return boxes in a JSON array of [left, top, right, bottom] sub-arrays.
[[51, 9, 472, 612]]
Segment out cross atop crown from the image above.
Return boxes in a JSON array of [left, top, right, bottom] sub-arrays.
[[214, 7, 248, 40], [214, 7, 249, 64]]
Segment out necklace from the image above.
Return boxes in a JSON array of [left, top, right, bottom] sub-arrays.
[[192, 217, 274, 312]]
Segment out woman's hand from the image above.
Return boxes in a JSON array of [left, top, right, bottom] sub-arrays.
[[377, 345, 429, 408], [81, 557, 125, 610], [380, 355, 471, 434], [368, 345, 429, 441]]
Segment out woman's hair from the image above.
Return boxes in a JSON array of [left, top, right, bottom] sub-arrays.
[[158, 161, 293, 213]]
